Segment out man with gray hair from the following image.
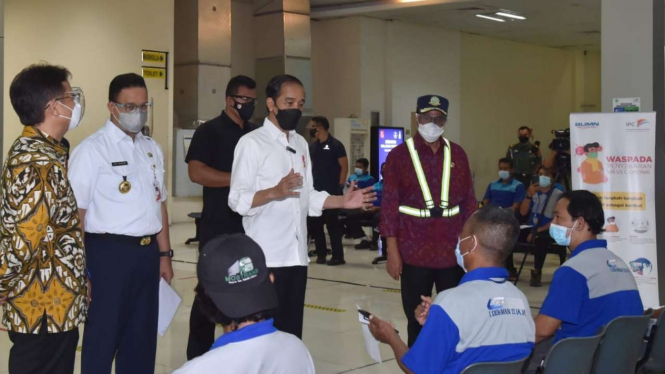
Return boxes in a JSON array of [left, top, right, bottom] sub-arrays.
[[369, 206, 535, 373]]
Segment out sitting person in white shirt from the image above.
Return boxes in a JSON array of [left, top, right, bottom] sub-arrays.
[[173, 234, 315, 374]]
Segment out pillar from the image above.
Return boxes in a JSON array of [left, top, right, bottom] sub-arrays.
[[253, 0, 313, 119], [174, 0, 232, 127], [602, 0, 665, 305]]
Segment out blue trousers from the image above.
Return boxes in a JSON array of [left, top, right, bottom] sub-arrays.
[[81, 234, 160, 374]]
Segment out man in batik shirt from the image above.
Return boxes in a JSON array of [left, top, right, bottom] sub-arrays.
[[0, 64, 88, 374]]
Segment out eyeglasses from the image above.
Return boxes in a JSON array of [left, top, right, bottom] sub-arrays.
[[114, 101, 153, 114], [46, 87, 85, 108], [417, 114, 446, 126], [231, 95, 257, 104]]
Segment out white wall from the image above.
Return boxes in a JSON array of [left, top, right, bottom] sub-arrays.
[[384, 21, 462, 143], [460, 33, 578, 196], [601, 0, 652, 112], [4, 0, 175, 213]]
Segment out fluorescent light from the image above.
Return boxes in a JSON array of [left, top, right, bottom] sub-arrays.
[[476, 14, 505, 22], [496, 12, 526, 20]]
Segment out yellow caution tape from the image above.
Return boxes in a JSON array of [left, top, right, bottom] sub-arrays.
[[304, 304, 346, 313]]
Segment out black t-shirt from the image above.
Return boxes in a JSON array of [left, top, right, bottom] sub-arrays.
[[309, 135, 347, 195], [186, 111, 256, 245]]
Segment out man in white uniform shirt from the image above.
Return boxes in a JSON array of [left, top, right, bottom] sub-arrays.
[[174, 234, 315, 374], [229, 74, 375, 338], [68, 73, 174, 374]]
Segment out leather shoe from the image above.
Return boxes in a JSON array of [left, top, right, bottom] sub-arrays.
[[326, 258, 346, 266]]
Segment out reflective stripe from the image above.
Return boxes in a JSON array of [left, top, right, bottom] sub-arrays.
[[399, 206, 460, 218], [399, 137, 458, 218], [405, 138, 435, 209]]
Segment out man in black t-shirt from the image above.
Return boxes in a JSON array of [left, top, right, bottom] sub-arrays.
[[185, 75, 258, 359], [308, 116, 348, 265]]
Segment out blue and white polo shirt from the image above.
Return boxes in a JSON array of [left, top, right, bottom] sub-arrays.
[[540, 239, 644, 343], [483, 178, 526, 209], [402, 267, 535, 374], [173, 319, 315, 374]]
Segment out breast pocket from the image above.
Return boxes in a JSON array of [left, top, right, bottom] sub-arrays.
[[96, 164, 142, 202]]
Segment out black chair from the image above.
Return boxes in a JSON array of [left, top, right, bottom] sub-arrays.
[[539, 326, 605, 374], [591, 309, 654, 374], [461, 357, 529, 374], [637, 309, 665, 374], [185, 212, 202, 245]]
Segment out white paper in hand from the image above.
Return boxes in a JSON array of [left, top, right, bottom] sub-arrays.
[[158, 278, 182, 336], [361, 324, 382, 363]]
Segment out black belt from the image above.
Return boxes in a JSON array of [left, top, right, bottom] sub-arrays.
[[86, 233, 156, 246]]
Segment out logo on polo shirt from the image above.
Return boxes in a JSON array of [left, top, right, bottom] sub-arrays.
[[629, 258, 653, 275], [486, 297, 527, 318], [225, 257, 259, 284], [606, 259, 631, 274], [324, 145, 330, 150]]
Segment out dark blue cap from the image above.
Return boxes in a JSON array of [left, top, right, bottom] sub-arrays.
[[417, 95, 449, 115]]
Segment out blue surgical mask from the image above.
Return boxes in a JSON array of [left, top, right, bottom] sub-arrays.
[[455, 235, 476, 272], [355, 168, 363, 176], [549, 221, 577, 246], [539, 175, 552, 188], [498, 171, 510, 180]]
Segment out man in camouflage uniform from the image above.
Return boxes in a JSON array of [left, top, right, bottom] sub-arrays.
[[506, 126, 541, 187]]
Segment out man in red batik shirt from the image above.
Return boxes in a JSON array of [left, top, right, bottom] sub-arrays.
[[380, 95, 477, 347]]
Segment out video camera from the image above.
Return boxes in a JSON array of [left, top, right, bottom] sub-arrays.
[[549, 129, 570, 151]]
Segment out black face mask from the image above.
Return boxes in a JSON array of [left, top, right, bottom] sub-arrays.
[[233, 100, 255, 122], [275, 108, 302, 131], [519, 136, 529, 144], [309, 128, 317, 138]]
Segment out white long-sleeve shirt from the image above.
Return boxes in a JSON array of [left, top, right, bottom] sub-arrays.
[[229, 118, 329, 267]]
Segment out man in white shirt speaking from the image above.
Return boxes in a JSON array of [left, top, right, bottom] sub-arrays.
[[174, 234, 315, 374], [229, 74, 375, 338]]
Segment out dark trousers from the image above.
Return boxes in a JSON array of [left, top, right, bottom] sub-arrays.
[[81, 234, 160, 374], [270, 266, 308, 339], [310, 209, 344, 260], [346, 210, 372, 239], [8, 317, 79, 374], [505, 231, 565, 271], [401, 264, 464, 347]]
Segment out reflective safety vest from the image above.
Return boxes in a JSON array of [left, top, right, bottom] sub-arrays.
[[398, 137, 460, 218]]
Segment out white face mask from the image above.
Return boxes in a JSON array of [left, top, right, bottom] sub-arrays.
[[455, 235, 477, 272], [418, 122, 444, 143], [57, 101, 83, 131], [113, 108, 148, 134]]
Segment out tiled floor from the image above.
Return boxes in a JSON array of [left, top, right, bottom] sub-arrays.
[[0, 223, 561, 373]]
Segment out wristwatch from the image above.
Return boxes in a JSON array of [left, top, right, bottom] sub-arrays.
[[160, 249, 174, 258]]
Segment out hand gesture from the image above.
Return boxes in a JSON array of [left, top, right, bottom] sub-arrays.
[[274, 169, 303, 199], [415, 296, 433, 326], [342, 181, 376, 209]]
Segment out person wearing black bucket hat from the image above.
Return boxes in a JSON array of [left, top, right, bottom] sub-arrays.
[[174, 234, 315, 373]]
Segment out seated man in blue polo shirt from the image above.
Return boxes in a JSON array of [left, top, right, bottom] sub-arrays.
[[369, 206, 535, 374], [528, 190, 643, 371], [346, 157, 376, 189], [483, 157, 526, 212], [174, 234, 315, 374]]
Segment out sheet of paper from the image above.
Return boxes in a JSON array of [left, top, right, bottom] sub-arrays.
[[520, 225, 534, 230], [361, 324, 382, 363], [158, 279, 182, 336]]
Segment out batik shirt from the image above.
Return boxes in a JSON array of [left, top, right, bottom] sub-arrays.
[[0, 126, 87, 333]]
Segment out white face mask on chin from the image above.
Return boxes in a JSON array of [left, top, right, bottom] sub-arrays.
[[418, 122, 444, 142]]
